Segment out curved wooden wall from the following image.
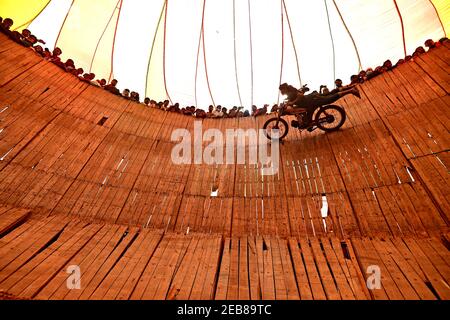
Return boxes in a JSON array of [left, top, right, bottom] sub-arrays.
[[0, 33, 449, 300]]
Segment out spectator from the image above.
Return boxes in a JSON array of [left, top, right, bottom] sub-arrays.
[[206, 105, 214, 118], [319, 85, 330, 95], [73, 68, 84, 77], [253, 105, 267, 117], [383, 60, 393, 70], [64, 59, 75, 72], [104, 79, 120, 95], [33, 45, 44, 57], [212, 105, 223, 118], [414, 46, 425, 56], [395, 59, 405, 67], [222, 107, 228, 118], [162, 100, 170, 111], [80, 73, 96, 83], [50, 47, 62, 62], [251, 105, 258, 116], [43, 48, 52, 60], [122, 89, 131, 99], [424, 39, 435, 49], [96, 79, 107, 87], [228, 106, 238, 118], [130, 91, 140, 102], [195, 108, 207, 118], [0, 18, 13, 35], [50, 47, 65, 68]]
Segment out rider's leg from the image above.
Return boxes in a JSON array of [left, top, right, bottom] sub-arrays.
[[312, 87, 360, 106], [285, 105, 307, 114]]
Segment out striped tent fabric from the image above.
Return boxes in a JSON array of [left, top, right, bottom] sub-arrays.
[[1, 0, 448, 109]]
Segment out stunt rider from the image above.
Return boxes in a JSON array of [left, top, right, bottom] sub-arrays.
[[279, 83, 361, 128]]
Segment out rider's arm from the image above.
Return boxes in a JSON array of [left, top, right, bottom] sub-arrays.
[[290, 92, 304, 106]]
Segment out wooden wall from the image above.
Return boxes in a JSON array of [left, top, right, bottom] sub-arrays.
[[0, 33, 448, 300]]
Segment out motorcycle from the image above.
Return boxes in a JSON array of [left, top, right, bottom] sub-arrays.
[[263, 102, 346, 140]]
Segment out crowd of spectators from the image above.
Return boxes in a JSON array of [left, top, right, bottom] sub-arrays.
[[1, 16, 448, 119]]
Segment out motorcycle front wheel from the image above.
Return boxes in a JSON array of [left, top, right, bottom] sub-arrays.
[[263, 117, 289, 140]]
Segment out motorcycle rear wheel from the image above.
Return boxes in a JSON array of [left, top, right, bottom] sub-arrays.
[[315, 105, 346, 132]]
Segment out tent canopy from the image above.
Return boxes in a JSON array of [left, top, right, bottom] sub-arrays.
[[1, 0, 448, 109]]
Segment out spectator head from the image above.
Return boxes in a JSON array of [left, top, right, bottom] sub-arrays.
[[383, 60, 393, 69], [110, 79, 118, 86], [424, 39, 435, 48], [65, 59, 75, 67], [405, 55, 412, 61], [28, 35, 38, 45], [350, 75, 358, 83], [414, 46, 425, 54], [82, 73, 95, 80], [365, 68, 374, 78], [243, 110, 250, 117], [216, 105, 222, 111], [75, 68, 84, 76], [252, 105, 257, 112], [396, 59, 405, 66], [22, 29, 31, 37], [144, 97, 151, 105], [53, 47, 62, 57], [99, 79, 107, 86], [334, 79, 343, 87], [122, 89, 130, 97], [130, 92, 140, 102], [34, 45, 44, 55], [208, 105, 214, 112], [2, 18, 13, 30], [43, 48, 52, 58]]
